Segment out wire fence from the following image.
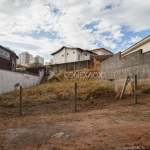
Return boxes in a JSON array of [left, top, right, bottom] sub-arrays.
[[22, 83, 75, 116], [0, 84, 75, 117], [1, 76, 148, 117], [0, 89, 20, 116], [0, 80, 115, 117]]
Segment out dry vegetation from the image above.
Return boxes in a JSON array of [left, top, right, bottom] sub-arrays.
[[0, 81, 111, 108], [1, 69, 150, 108], [1, 70, 150, 150]]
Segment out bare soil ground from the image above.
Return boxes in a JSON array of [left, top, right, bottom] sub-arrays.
[[0, 94, 150, 150]]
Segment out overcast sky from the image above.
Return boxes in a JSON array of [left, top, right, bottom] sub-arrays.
[[0, 0, 150, 63]]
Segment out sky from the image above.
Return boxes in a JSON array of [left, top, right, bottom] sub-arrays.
[[0, 0, 150, 64]]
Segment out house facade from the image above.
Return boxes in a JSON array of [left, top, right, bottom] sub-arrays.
[[51, 46, 97, 64], [121, 35, 150, 57], [0, 45, 18, 71], [91, 48, 114, 55]]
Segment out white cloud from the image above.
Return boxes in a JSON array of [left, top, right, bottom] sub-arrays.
[[130, 36, 142, 43], [114, 35, 142, 53], [99, 0, 150, 32], [0, 33, 63, 54], [0, 0, 150, 59]]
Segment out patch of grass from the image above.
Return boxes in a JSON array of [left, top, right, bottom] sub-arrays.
[[142, 86, 150, 94], [0, 69, 114, 107]]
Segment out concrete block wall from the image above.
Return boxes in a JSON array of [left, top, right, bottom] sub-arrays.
[[58, 64, 66, 71], [75, 61, 88, 70], [47, 60, 90, 74], [67, 62, 74, 71], [100, 50, 150, 79], [0, 69, 44, 94]]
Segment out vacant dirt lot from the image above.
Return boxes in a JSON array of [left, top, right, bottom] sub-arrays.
[[0, 94, 150, 150]]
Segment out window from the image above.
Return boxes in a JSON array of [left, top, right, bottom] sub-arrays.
[[73, 51, 75, 54], [85, 53, 87, 56], [67, 53, 69, 55], [62, 55, 64, 57], [78, 54, 80, 61], [0, 48, 10, 60]]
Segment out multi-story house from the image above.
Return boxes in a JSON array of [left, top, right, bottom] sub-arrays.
[[51, 46, 97, 64]]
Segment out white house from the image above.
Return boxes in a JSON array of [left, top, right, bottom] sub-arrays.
[[91, 48, 114, 55], [51, 46, 97, 64], [121, 35, 150, 57]]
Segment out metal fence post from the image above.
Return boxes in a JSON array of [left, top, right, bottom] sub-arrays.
[[134, 74, 138, 104], [20, 86, 22, 115], [74, 83, 77, 111]]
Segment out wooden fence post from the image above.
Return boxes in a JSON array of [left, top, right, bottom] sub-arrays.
[[134, 74, 138, 104], [20, 86, 22, 115], [74, 83, 77, 111]]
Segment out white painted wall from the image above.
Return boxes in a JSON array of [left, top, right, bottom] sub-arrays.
[[53, 48, 92, 64], [92, 49, 112, 55], [76, 50, 91, 61], [84, 52, 91, 60], [53, 48, 65, 64], [127, 41, 150, 55], [122, 41, 150, 56], [0, 69, 44, 94], [66, 48, 76, 62], [76, 50, 82, 61], [94, 50, 102, 55]]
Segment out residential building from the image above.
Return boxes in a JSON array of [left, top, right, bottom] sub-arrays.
[[51, 46, 97, 64], [17, 52, 33, 65], [45, 62, 50, 65], [121, 35, 150, 57], [17, 52, 44, 66], [45, 59, 54, 65], [34, 55, 44, 65], [91, 48, 114, 55], [0, 45, 19, 71], [29, 57, 35, 64]]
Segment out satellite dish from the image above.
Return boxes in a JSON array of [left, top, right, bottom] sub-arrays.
[[14, 83, 20, 88]]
